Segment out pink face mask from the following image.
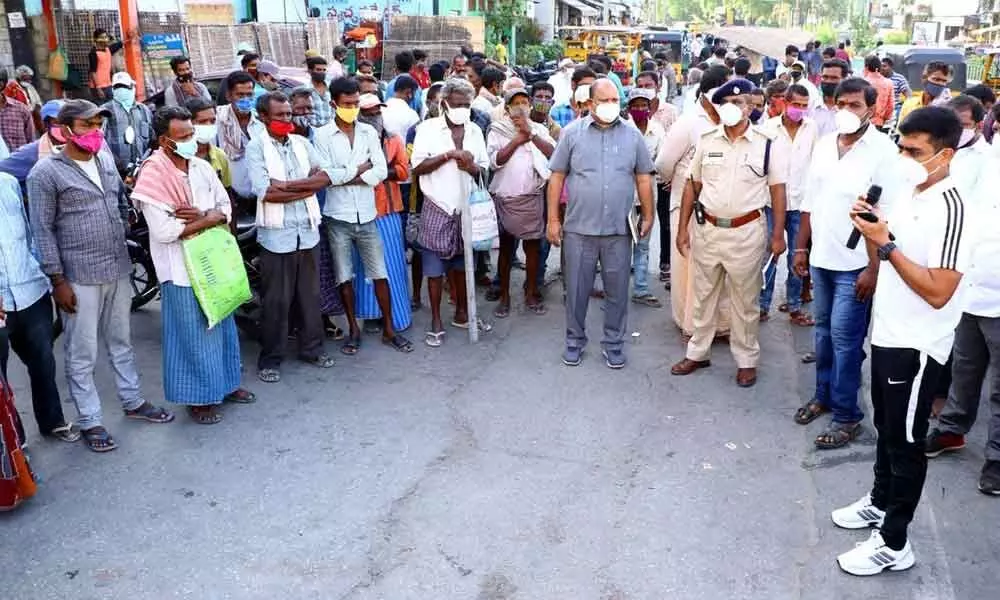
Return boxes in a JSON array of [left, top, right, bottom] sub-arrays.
[[785, 106, 806, 123], [71, 129, 104, 154]]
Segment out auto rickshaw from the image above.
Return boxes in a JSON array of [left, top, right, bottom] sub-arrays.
[[560, 26, 642, 71], [639, 28, 689, 83], [884, 46, 967, 93], [980, 48, 1000, 94]]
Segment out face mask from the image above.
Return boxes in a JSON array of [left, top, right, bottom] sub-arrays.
[[590, 103, 617, 124], [292, 115, 312, 133], [177, 74, 193, 83], [234, 97, 254, 114], [194, 124, 217, 144], [717, 103, 744, 127], [70, 129, 104, 154], [508, 106, 529, 119], [629, 108, 650, 123], [898, 150, 943, 188], [835, 109, 864, 135], [959, 128, 977, 147], [113, 87, 136, 108], [48, 125, 67, 145], [749, 108, 763, 123], [267, 120, 296, 137], [311, 72, 327, 84], [820, 82, 838, 97], [262, 80, 279, 91], [790, 71, 803, 81], [924, 82, 946, 97], [359, 114, 384, 135], [785, 106, 806, 122], [335, 105, 360, 124], [170, 138, 198, 160], [444, 102, 471, 125], [532, 99, 552, 114]]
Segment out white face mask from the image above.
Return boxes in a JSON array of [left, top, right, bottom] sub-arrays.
[[898, 150, 943, 188], [959, 128, 977, 147], [194, 124, 217, 144], [717, 103, 744, 127], [444, 102, 470, 125], [594, 102, 621, 124], [835, 109, 864, 135]]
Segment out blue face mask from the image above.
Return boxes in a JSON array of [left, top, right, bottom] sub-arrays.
[[924, 82, 946, 97], [170, 138, 198, 160], [234, 97, 254, 114], [113, 87, 136, 109], [749, 108, 763, 123]]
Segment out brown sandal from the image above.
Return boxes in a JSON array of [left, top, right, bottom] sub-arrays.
[[789, 311, 816, 327], [794, 400, 829, 425], [815, 422, 862, 450]]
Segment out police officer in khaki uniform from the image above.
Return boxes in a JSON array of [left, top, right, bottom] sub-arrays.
[[670, 79, 789, 387]]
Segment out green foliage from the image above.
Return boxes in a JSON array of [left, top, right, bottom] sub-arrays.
[[809, 23, 838, 47], [485, 0, 529, 53], [849, 15, 877, 54], [516, 42, 564, 66], [882, 30, 909, 45]]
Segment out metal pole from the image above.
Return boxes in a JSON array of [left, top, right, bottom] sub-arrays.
[[119, 0, 145, 100], [460, 189, 479, 343]]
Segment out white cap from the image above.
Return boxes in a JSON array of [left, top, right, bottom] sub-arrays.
[[574, 84, 591, 103], [111, 71, 135, 88]]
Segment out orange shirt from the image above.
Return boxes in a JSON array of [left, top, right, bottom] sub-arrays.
[[93, 49, 112, 88], [375, 134, 408, 216], [864, 71, 894, 127]]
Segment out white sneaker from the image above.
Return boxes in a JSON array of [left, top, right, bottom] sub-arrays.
[[837, 530, 915, 576], [831, 493, 886, 529]]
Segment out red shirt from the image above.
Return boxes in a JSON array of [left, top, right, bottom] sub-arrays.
[[409, 67, 430, 89], [835, 49, 850, 62]]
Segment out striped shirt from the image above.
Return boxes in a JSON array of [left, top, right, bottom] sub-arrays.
[[0, 173, 48, 311], [888, 72, 910, 108], [309, 86, 333, 128], [27, 151, 131, 285], [872, 177, 969, 364]]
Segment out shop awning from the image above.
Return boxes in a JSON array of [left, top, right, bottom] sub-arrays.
[[705, 26, 814, 59], [561, 0, 599, 16]]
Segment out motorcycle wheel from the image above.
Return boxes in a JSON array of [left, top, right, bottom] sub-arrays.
[[128, 243, 159, 311]]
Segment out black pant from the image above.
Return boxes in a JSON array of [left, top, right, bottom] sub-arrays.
[[934, 352, 953, 398], [869, 345, 945, 550], [656, 184, 671, 268], [258, 247, 323, 370], [0, 293, 65, 436]]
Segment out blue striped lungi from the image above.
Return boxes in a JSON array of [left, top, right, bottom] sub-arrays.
[[161, 283, 241, 406], [318, 222, 345, 316], [351, 212, 411, 331]]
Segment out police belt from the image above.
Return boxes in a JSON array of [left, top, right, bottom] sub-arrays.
[[702, 208, 762, 229]]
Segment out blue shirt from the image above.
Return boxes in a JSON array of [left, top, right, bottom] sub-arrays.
[[0, 173, 48, 311], [246, 134, 325, 253], [385, 75, 424, 114], [551, 103, 576, 128], [0, 140, 39, 191]]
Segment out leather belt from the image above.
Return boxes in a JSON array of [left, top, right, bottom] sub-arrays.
[[704, 209, 762, 229]]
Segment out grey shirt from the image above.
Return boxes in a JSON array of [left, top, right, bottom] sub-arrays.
[[549, 116, 655, 236], [27, 151, 131, 285]]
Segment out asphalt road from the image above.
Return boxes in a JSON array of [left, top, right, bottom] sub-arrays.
[[1, 242, 997, 600]]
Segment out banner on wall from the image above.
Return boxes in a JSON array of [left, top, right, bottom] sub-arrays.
[[307, 0, 433, 30], [141, 33, 187, 94]]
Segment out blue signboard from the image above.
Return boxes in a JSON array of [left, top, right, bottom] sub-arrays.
[[141, 33, 187, 94], [308, 0, 434, 29]]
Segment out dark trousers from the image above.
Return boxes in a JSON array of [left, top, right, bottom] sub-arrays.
[[0, 293, 65, 436], [258, 247, 323, 370], [938, 313, 1000, 463], [869, 345, 945, 550], [656, 184, 670, 268]]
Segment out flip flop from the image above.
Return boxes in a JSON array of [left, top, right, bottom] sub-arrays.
[[494, 302, 510, 319], [81, 426, 117, 453], [258, 368, 281, 383], [341, 336, 361, 356], [789, 311, 816, 327], [48, 423, 81, 443], [451, 318, 494, 332], [383, 334, 414, 353], [424, 330, 445, 347]]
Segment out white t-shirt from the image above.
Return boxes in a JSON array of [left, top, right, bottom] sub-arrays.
[[73, 158, 103, 191], [871, 177, 971, 363], [801, 127, 900, 271], [382, 97, 420, 141]]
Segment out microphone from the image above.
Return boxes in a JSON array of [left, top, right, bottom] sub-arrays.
[[846, 185, 882, 250]]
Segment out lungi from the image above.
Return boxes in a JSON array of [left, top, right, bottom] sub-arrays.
[[351, 212, 412, 332], [318, 222, 345, 316], [161, 283, 241, 405]]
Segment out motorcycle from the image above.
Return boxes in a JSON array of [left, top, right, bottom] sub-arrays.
[[127, 206, 159, 311], [514, 60, 557, 85]]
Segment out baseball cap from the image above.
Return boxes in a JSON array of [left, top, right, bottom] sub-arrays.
[[503, 87, 530, 105], [56, 99, 112, 124], [40, 99, 64, 122], [627, 88, 656, 104], [258, 60, 280, 77], [111, 71, 135, 88], [358, 93, 385, 110]]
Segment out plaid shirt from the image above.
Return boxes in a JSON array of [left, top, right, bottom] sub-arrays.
[[102, 100, 155, 173], [310, 86, 333, 128], [551, 103, 575, 128], [0, 100, 34, 152], [27, 151, 131, 285]]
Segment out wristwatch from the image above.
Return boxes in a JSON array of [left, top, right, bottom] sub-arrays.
[[877, 241, 897, 261]]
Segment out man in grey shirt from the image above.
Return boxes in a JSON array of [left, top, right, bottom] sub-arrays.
[[29, 99, 173, 453], [547, 79, 655, 369]]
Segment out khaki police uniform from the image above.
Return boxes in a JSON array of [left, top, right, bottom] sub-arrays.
[[686, 124, 788, 368]]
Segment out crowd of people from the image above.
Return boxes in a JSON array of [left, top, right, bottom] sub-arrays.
[[2, 30, 1000, 577]]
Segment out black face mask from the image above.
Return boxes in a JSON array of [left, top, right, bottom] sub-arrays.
[[820, 82, 838, 97], [311, 72, 327, 83], [177, 74, 193, 83]]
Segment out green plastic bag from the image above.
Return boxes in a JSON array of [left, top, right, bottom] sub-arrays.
[[182, 227, 251, 329]]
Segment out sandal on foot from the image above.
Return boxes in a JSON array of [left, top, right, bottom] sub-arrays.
[[759, 310, 770, 323], [258, 368, 281, 383], [188, 406, 223, 425], [302, 353, 336, 368], [778, 303, 790, 312], [363, 321, 382, 335], [801, 352, 816, 364], [451, 318, 494, 332], [410, 299, 423, 311], [81, 426, 117, 453], [794, 400, 830, 425], [815, 422, 862, 450], [124, 402, 175, 424], [631, 294, 662, 307], [341, 336, 361, 356], [789, 311, 816, 327], [526, 301, 548, 315], [494, 302, 510, 318], [224, 389, 257, 404], [383, 334, 414, 353], [48, 423, 81, 443], [659, 267, 670, 282], [424, 330, 446, 347]]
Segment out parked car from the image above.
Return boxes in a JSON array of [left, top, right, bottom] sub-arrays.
[[144, 67, 311, 109]]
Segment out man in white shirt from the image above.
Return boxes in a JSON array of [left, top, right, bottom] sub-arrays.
[[813, 59, 849, 136], [833, 106, 970, 576], [382, 74, 420, 140], [947, 94, 994, 202], [925, 97, 1000, 496], [547, 58, 574, 107], [793, 78, 899, 449], [758, 83, 818, 325], [312, 79, 411, 355]]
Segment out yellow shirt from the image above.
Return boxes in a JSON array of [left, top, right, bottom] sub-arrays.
[[898, 90, 954, 125], [495, 43, 508, 65], [206, 145, 232, 189]]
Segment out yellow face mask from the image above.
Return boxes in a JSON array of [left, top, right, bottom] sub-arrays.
[[335, 105, 360, 124]]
